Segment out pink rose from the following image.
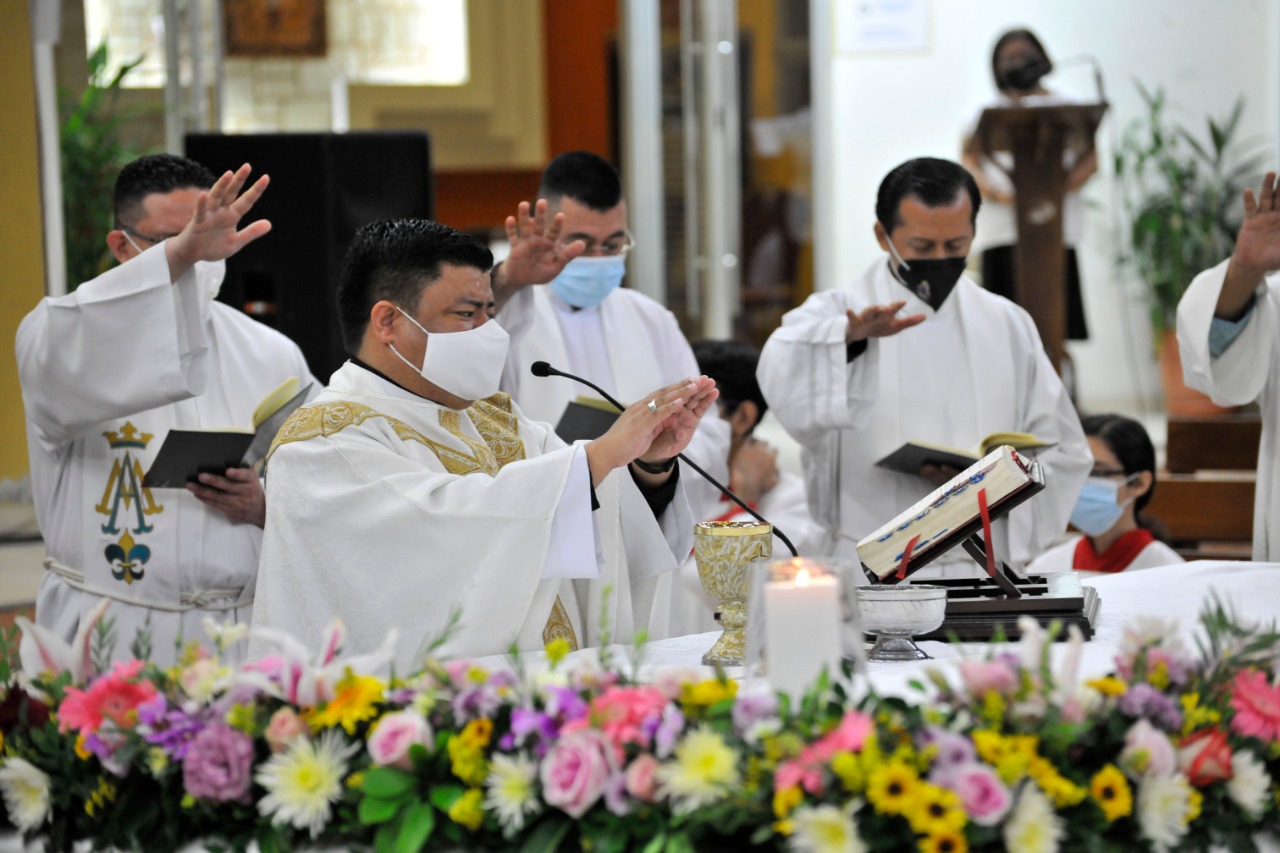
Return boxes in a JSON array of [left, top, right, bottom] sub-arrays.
[[540, 729, 617, 818], [1178, 728, 1234, 787], [933, 762, 1011, 826], [368, 711, 433, 770], [264, 707, 309, 753], [624, 754, 660, 802], [1120, 718, 1177, 779], [959, 660, 1018, 697]]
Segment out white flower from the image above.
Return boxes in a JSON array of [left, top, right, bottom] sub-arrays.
[[1227, 751, 1271, 819], [0, 758, 51, 832], [179, 657, 232, 704], [656, 726, 740, 815], [485, 752, 542, 833], [255, 729, 359, 838], [1136, 774, 1194, 852], [1003, 785, 1063, 853], [202, 616, 249, 651], [788, 802, 865, 853]]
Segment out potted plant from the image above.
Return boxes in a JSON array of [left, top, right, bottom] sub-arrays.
[[60, 43, 146, 291], [1114, 84, 1266, 413]]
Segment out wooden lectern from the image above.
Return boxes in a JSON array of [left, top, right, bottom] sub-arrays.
[[971, 103, 1107, 371]]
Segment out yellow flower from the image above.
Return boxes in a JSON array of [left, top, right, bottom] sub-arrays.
[[84, 777, 117, 818], [146, 748, 169, 776], [1090, 765, 1133, 822], [981, 691, 1006, 725], [1086, 677, 1127, 697], [773, 818, 795, 836], [1178, 693, 1221, 736], [181, 793, 196, 809], [74, 733, 92, 761], [460, 718, 494, 750], [974, 731, 1038, 785], [773, 784, 803, 819], [224, 702, 256, 734], [907, 783, 967, 835], [920, 828, 969, 853], [466, 666, 489, 685], [1147, 661, 1170, 690], [764, 732, 805, 764], [448, 787, 485, 831], [1187, 788, 1203, 824], [307, 671, 385, 735], [545, 638, 571, 666], [447, 737, 490, 786], [346, 771, 365, 790], [831, 751, 865, 794], [681, 678, 738, 707], [866, 761, 918, 816], [1028, 757, 1086, 808]]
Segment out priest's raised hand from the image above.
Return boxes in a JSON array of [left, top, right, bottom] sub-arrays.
[[584, 376, 719, 487], [164, 163, 272, 283], [1219, 171, 1280, 321]]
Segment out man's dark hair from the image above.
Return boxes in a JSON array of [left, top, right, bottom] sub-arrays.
[[113, 154, 216, 229], [991, 28, 1052, 92], [692, 338, 768, 428], [538, 151, 624, 212], [337, 219, 494, 353], [875, 157, 981, 234]]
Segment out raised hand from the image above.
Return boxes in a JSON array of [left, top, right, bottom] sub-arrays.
[[493, 199, 587, 308], [638, 375, 719, 466], [1218, 171, 1280, 320], [845, 301, 927, 343], [165, 163, 272, 281]]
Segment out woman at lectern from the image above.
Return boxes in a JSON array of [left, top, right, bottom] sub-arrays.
[[1026, 414, 1183, 575], [961, 28, 1098, 362]]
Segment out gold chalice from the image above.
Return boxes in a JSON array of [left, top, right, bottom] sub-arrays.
[[693, 520, 773, 666]]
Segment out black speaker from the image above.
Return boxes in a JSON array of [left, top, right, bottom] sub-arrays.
[[185, 131, 433, 382]]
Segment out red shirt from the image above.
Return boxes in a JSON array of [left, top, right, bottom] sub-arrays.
[[1073, 528, 1156, 574]]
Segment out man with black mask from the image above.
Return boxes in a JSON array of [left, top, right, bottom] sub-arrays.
[[757, 157, 1090, 577]]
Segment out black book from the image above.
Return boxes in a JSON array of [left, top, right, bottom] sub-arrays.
[[554, 397, 620, 443], [142, 378, 313, 488]]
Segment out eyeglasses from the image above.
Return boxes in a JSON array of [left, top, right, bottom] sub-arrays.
[[119, 225, 179, 245], [559, 230, 636, 258]]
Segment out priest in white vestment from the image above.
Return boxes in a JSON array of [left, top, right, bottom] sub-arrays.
[[490, 151, 732, 522], [16, 155, 316, 664], [253, 220, 717, 670], [1178, 170, 1280, 561], [758, 158, 1091, 575]]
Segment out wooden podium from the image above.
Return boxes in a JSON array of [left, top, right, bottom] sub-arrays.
[[971, 103, 1107, 370]]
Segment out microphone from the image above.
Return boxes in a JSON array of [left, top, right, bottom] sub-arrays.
[[531, 361, 800, 557]]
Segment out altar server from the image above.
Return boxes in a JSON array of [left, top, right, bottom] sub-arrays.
[[492, 151, 732, 520], [1026, 414, 1182, 575], [1178, 170, 1280, 561], [757, 157, 1091, 573], [16, 155, 316, 663], [253, 220, 717, 669]]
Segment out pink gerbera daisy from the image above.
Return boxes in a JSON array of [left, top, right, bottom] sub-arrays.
[[1230, 670, 1280, 743]]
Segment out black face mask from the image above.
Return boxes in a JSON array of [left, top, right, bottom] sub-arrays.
[[886, 238, 967, 310], [1001, 58, 1051, 92]]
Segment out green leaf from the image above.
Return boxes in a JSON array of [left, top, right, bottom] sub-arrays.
[[665, 832, 696, 853], [359, 794, 404, 825], [521, 816, 573, 852], [362, 767, 417, 799], [395, 801, 436, 853], [641, 831, 668, 853], [429, 784, 464, 812]]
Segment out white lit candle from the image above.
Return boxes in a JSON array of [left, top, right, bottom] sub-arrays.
[[764, 559, 843, 698]]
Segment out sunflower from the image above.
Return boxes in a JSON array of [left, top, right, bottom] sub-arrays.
[[919, 828, 969, 853], [866, 760, 918, 815], [907, 783, 967, 835], [1090, 764, 1133, 822]]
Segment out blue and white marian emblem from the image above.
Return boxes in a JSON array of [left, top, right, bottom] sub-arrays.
[[95, 422, 164, 585]]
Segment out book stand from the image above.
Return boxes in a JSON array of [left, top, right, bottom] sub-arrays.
[[865, 462, 1100, 640]]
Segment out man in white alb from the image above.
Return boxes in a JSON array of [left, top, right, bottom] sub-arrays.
[[1178, 170, 1280, 561], [16, 154, 317, 663], [757, 157, 1090, 575], [491, 151, 732, 521], [253, 219, 718, 669]]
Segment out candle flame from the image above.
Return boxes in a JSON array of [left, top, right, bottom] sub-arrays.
[[795, 567, 811, 586]]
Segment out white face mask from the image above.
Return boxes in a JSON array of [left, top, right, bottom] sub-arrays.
[[123, 232, 225, 299], [388, 305, 510, 402]]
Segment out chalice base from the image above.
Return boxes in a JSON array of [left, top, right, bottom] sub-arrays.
[[702, 627, 745, 667], [866, 631, 931, 662]]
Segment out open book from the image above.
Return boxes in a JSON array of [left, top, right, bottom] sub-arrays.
[[875, 431, 1054, 476], [142, 378, 313, 488], [857, 445, 1041, 581]]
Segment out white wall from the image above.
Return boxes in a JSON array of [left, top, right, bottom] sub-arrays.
[[815, 0, 1280, 411]]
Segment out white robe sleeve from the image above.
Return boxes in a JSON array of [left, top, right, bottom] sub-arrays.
[[1177, 258, 1277, 406], [15, 243, 211, 449], [757, 290, 884, 446]]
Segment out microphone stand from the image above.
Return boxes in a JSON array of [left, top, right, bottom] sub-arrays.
[[533, 363, 800, 558]]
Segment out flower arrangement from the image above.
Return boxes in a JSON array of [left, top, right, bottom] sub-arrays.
[[0, 597, 1278, 852]]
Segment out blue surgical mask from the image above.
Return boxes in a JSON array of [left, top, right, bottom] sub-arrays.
[[1069, 476, 1137, 537], [548, 256, 627, 308]]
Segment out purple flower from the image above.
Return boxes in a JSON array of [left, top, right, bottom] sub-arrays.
[[545, 687, 588, 723], [731, 693, 779, 734], [919, 726, 976, 769], [451, 671, 518, 722], [138, 695, 207, 759], [511, 708, 559, 744], [654, 705, 684, 759], [84, 729, 130, 777], [182, 723, 254, 803], [1118, 683, 1184, 731], [604, 771, 631, 816]]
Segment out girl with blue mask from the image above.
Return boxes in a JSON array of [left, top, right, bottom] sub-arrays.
[[1026, 414, 1183, 575]]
